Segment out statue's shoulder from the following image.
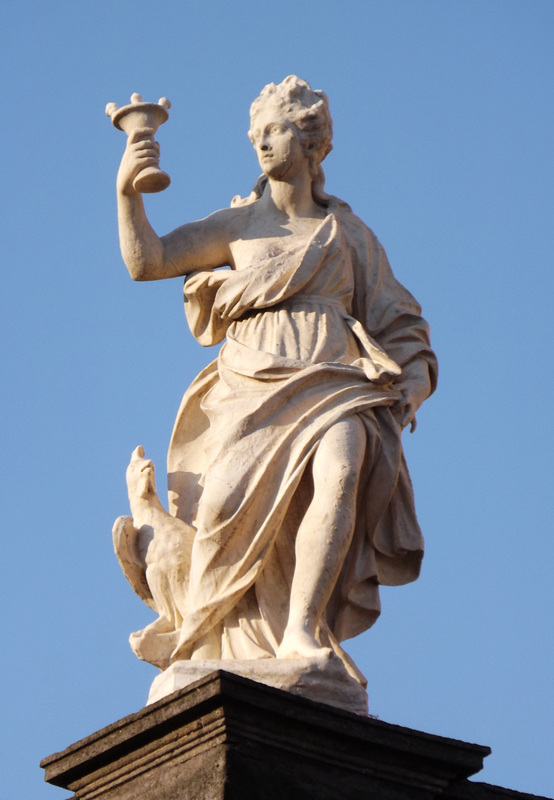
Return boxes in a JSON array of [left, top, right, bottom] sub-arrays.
[[327, 196, 381, 256], [197, 202, 256, 239]]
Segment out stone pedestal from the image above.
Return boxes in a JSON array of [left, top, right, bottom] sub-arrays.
[[41, 671, 547, 800]]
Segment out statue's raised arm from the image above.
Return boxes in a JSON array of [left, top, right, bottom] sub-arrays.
[[108, 94, 235, 281], [108, 76, 437, 715]]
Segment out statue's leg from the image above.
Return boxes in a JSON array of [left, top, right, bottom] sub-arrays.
[[277, 415, 366, 659]]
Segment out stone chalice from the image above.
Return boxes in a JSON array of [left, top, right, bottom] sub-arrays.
[[106, 93, 171, 193]]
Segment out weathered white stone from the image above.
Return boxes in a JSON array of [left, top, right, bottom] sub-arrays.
[[106, 93, 171, 193], [110, 76, 437, 714], [147, 655, 369, 715]]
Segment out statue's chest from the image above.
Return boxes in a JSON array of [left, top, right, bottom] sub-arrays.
[[230, 233, 308, 271]]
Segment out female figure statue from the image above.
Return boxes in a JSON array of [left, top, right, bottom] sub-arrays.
[[113, 76, 437, 705]]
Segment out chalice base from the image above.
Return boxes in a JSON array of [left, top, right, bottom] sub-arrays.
[[133, 167, 171, 194]]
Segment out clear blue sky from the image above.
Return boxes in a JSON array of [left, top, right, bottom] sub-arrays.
[[2, 2, 553, 797]]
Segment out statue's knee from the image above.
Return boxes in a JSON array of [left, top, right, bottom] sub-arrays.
[[336, 461, 362, 501]]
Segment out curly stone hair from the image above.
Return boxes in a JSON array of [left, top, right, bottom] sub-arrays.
[[248, 75, 333, 175]]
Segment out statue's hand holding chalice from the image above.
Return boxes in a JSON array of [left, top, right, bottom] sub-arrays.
[[106, 93, 171, 194]]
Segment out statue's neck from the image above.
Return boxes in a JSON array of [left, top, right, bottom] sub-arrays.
[[264, 173, 317, 219]]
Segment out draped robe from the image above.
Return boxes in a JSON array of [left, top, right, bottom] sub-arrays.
[[161, 198, 437, 673]]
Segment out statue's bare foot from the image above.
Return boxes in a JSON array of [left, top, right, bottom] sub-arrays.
[[277, 628, 332, 660]]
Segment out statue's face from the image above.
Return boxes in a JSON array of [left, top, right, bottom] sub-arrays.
[[250, 106, 307, 181]]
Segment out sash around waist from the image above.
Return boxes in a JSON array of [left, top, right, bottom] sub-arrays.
[[278, 293, 349, 312], [236, 293, 402, 383]]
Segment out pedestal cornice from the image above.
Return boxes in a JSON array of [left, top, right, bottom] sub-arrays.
[[42, 670, 497, 800]]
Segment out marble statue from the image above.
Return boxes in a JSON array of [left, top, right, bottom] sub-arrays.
[[110, 77, 437, 714]]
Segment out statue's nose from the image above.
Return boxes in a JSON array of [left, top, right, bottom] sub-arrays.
[[260, 142, 269, 151]]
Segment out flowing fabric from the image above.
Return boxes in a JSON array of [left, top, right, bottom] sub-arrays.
[[165, 199, 437, 669]]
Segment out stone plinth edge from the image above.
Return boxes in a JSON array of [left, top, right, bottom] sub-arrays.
[[41, 670, 547, 800]]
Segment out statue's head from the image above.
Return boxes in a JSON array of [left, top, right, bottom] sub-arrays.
[[248, 76, 333, 176]]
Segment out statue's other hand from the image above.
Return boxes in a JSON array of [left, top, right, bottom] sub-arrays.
[[392, 360, 433, 431], [392, 391, 417, 432], [116, 127, 160, 195]]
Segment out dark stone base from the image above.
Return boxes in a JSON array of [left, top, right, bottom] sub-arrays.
[[41, 671, 550, 800]]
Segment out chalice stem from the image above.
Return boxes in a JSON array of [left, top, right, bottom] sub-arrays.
[[106, 94, 172, 194]]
